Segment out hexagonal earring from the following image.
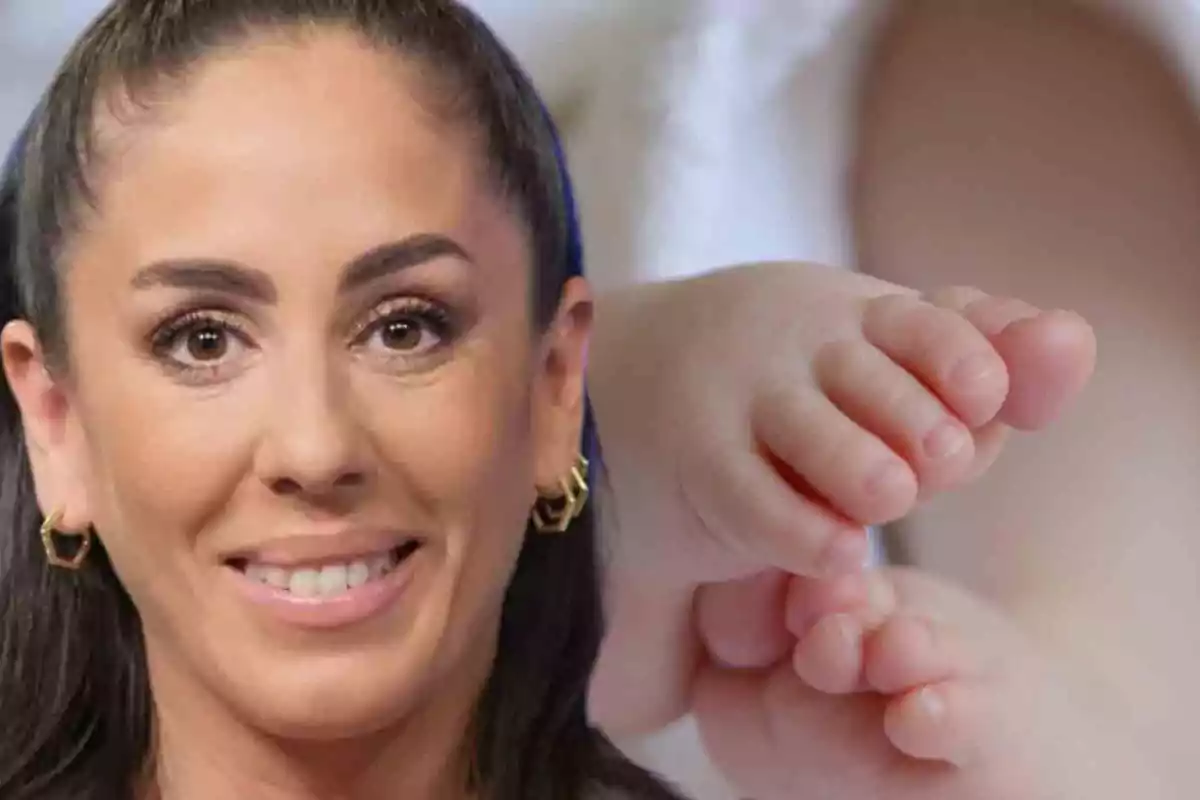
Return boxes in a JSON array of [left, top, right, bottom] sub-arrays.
[[530, 455, 590, 534], [40, 508, 92, 570]]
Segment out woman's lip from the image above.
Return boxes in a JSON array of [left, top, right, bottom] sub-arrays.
[[225, 546, 421, 630], [220, 528, 423, 569]]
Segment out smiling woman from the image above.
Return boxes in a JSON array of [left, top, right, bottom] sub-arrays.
[[0, 2, 683, 799]]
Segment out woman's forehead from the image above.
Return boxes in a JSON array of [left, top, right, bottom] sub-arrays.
[[95, 29, 473, 181], [75, 31, 515, 280]]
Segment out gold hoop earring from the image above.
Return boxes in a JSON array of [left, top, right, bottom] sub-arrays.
[[40, 508, 92, 570], [531, 455, 590, 534]]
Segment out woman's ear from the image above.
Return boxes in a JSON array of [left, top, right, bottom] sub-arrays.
[[531, 277, 593, 490], [1, 320, 92, 532]]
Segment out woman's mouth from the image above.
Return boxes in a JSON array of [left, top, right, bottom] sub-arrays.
[[226, 541, 422, 600], [223, 539, 424, 629]]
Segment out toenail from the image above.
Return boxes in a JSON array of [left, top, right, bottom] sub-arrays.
[[820, 532, 870, 577], [914, 686, 946, 722], [830, 614, 860, 647], [923, 420, 970, 460], [949, 352, 1001, 390]]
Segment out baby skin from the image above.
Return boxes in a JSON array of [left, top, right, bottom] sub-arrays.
[[681, 286, 1150, 798], [694, 565, 1144, 800]]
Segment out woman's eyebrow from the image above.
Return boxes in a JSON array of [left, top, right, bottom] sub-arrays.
[[130, 258, 276, 302], [339, 233, 473, 292], [128, 232, 474, 301]]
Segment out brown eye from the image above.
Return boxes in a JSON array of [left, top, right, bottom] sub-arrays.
[[150, 309, 253, 381], [379, 318, 423, 351], [353, 298, 455, 362], [186, 326, 229, 361]]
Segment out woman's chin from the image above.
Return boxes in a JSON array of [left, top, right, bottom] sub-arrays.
[[209, 627, 497, 745], [193, 644, 443, 742], [232, 668, 433, 741]]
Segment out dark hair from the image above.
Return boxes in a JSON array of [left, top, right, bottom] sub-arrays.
[[0, 2, 685, 798]]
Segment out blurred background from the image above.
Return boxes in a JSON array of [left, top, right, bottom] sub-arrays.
[[2, 1, 107, 148]]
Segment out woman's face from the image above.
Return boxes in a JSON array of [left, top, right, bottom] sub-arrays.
[[4, 30, 590, 740]]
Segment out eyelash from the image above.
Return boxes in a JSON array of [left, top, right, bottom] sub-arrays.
[[349, 296, 456, 353], [149, 308, 250, 375], [147, 297, 459, 381]]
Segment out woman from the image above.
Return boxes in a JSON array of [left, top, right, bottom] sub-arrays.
[[0, 1, 691, 797]]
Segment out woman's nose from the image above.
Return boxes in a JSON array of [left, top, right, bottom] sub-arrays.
[[253, 360, 371, 502]]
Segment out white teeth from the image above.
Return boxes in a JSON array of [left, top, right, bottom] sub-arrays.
[[347, 561, 370, 588], [241, 548, 413, 597], [316, 564, 348, 597], [288, 569, 320, 598], [368, 554, 393, 579], [263, 567, 289, 588]]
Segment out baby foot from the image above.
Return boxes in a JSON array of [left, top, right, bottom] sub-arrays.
[[785, 568, 1003, 766], [651, 270, 1097, 589], [679, 281, 1097, 680], [752, 285, 1095, 532], [589, 265, 1094, 736], [694, 567, 1152, 800]]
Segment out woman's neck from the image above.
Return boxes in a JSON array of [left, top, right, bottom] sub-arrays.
[[142, 648, 486, 800]]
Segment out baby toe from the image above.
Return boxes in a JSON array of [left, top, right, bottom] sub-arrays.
[[815, 338, 976, 494], [862, 293, 1009, 429], [793, 613, 866, 695], [884, 681, 986, 767], [864, 614, 964, 694]]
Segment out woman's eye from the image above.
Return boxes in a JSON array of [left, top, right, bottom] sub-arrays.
[[376, 317, 431, 352], [356, 302, 453, 359], [151, 312, 251, 376], [183, 325, 231, 362]]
